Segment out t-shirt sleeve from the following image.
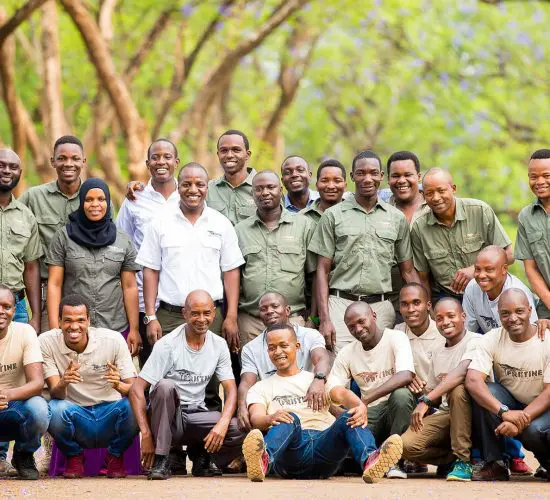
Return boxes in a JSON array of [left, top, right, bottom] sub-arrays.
[[220, 220, 245, 272], [23, 215, 43, 262], [139, 340, 172, 385], [330, 349, 352, 384], [215, 342, 235, 381], [468, 331, 498, 376], [45, 229, 67, 267], [307, 211, 336, 259], [462, 285, 481, 333], [135, 221, 161, 270], [514, 218, 533, 260], [114, 335, 137, 380], [39, 336, 61, 380], [240, 344, 259, 376], [460, 334, 482, 363], [307, 331, 326, 352], [410, 221, 429, 273], [393, 331, 416, 373], [394, 215, 413, 263], [246, 381, 267, 408], [484, 204, 511, 248], [23, 330, 43, 366]]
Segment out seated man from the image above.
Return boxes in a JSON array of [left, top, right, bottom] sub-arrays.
[[466, 288, 550, 482], [243, 323, 403, 483], [238, 291, 331, 431], [401, 298, 481, 481], [330, 301, 415, 479], [0, 285, 49, 480], [40, 294, 139, 478], [129, 290, 244, 480]]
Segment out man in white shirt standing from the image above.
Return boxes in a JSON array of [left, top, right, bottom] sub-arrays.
[[117, 139, 180, 365]]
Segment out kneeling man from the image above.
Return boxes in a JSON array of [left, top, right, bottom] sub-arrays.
[[243, 323, 402, 483], [129, 290, 244, 480], [40, 294, 138, 478], [466, 288, 550, 481]]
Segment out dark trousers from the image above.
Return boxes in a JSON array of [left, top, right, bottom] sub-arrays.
[[472, 382, 550, 469]]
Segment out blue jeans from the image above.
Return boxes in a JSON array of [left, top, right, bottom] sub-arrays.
[[13, 296, 29, 324], [0, 397, 50, 454], [48, 398, 139, 458], [265, 411, 377, 479]]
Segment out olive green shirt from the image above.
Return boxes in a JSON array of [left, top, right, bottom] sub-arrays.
[[19, 181, 81, 280], [308, 196, 412, 295], [206, 168, 257, 225], [45, 227, 140, 332], [235, 209, 316, 316], [411, 197, 511, 293], [301, 198, 324, 226], [0, 197, 43, 291]]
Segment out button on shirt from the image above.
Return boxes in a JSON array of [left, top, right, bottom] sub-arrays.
[[206, 168, 257, 225], [284, 190, 320, 213], [411, 198, 511, 294], [136, 205, 244, 306], [116, 180, 180, 311], [308, 196, 412, 295], [235, 210, 316, 317], [0, 197, 43, 291], [46, 228, 140, 332], [19, 181, 80, 280]]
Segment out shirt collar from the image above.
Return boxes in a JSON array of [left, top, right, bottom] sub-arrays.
[[404, 318, 439, 340], [176, 203, 210, 224], [283, 190, 320, 212], [45, 180, 82, 199], [302, 198, 323, 215], [144, 178, 179, 199], [214, 168, 256, 187], [426, 197, 465, 226], [341, 195, 387, 214], [251, 205, 293, 226], [532, 199, 549, 214]]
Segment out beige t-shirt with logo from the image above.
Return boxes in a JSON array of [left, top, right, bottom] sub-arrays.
[[246, 370, 335, 431], [0, 322, 42, 392], [329, 328, 415, 407], [395, 318, 445, 383], [469, 327, 550, 405], [39, 327, 137, 406]]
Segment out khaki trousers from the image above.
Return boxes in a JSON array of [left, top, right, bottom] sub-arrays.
[[237, 311, 305, 347], [329, 296, 396, 353], [401, 384, 472, 464]]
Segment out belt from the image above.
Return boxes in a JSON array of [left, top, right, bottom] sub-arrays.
[[329, 289, 385, 304], [160, 300, 223, 313], [13, 289, 25, 302]]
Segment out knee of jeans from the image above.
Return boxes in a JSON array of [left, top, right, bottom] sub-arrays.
[[25, 397, 51, 432], [388, 387, 414, 407], [520, 422, 544, 448], [48, 399, 75, 431], [288, 413, 301, 426]]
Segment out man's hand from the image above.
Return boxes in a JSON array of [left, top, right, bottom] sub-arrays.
[[346, 404, 368, 428], [126, 329, 142, 357], [319, 319, 336, 351], [305, 378, 327, 412], [0, 390, 9, 411], [502, 409, 531, 432], [410, 401, 430, 432], [237, 405, 252, 432], [450, 266, 474, 294], [126, 181, 145, 202], [495, 421, 520, 437], [221, 316, 240, 353], [29, 316, 40, 334], [535, 319, 549, 341], [61, 360, 83, 387], [146, 320, 163, 346], [269, 410, 295, 426], [204, 420, 229, 454], [104, 362, 121, 389], [407, 375, 427, 395], [141, 433, 156, 469]]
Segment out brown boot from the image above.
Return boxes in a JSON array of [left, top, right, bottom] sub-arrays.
[[472, 460, 510, 481]]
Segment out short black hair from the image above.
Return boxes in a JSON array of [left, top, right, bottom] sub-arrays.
[[265, 322, 297, 342], [351, 150, 381, 171], [147, 138, 178, 160], [0, 284, 15, 305], [530, 149, 550, 160], [178, 162, 208, 180], [59, 294, 91, 319], [217, 129, 250, 150], [281, 155, 309, 170], [399, 282, 429, 301], [433, 296, 463, 311], [53, 135, 83, 155], [387, 151, 420, 174], [317, 159, 347, 180]]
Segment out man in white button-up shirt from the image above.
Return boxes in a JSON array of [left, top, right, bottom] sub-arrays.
[[136, 162, 244, 354]]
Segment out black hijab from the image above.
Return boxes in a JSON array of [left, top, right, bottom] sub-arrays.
[[66, 178, 117, 249]]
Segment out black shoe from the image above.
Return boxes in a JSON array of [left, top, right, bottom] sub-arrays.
[[12, 451, 39, 480], [191, 452, 222, 477], [436, 461, 454, 478], [148, 455, 171, 480], [169, 449, 188, 476]]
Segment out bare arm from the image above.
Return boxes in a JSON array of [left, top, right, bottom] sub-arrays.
[[523, 384, 550, 421], [362, 370, 414, 406], [316, 256, 336, 350], [23, 260, 41, 333], [417, 271, 432, 302], [143, 267, 162, 345], [203, 379, 238, 453], [464, 369, 499, 412], [3, 363, 43, 401], [504, 245, 514, 266], [237, 372, 257, 431], [524, 259, 550, 310], [221, 268, 240, 353], [398, 259, 421, 285], [128, 377, 155, 469], [121, 270, 141, 356], [47, 265, 65, 329]]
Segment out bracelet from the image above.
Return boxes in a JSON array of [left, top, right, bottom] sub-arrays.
[[419, 395, 436, 408], [309, 315, 320, 327]]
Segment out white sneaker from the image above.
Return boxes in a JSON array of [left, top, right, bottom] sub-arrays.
[[386, 465, 407, 479]]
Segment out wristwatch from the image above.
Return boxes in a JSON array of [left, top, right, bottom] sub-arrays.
[[314, 372, 327, 383], [418, 395, 436, 408], [143, 314, 158, 325], [497, 404, 510, 420]]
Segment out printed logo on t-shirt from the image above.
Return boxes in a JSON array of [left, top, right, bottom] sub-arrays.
[[498, 363, 543, 379], [0, 362, 17, 374], [273, 394, 307, 406], [356, 368, 395, 384], [480, 315, 499, 330], [173, 368, 212, 384], [265, 369, 277, 377]]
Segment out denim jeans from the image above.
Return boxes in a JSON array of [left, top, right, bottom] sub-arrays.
[[264, 411, 377, 479], [0, 397, 50, 454], [13, 296, 29, 324], [48, 398, 139, 458]]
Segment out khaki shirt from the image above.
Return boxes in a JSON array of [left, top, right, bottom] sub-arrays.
[[301, 198, 324, 226], [46, 228, 140, 332], [206, 168, 257, 225], [235, 210, 316, 317], [411, 198, 511, 294], [0, 197, 43, 291], [19, 182, 80, 280], [308, 196, 412, 295]]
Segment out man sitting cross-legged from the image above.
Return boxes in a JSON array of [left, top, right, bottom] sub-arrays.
[[243, 323, 403, 483], [40, 294, 139, 478], [401, 298, 482, 481], [129, 290, 245, 480]]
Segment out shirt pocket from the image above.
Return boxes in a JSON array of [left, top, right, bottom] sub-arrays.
[[8, 222, 31, 253], [201, 235, 222, 263], [36, 214, 63, 233], [207, 200, 228, 217], [236, 204, 256, 220], [526, 230, 545, 259], [425, 247, 450, 280], [460, 238, 484, 266], [278, 244, 303, 273], [103, 249, 125, 276], [65, 247, 87, 275], [374, 227, 398, 262]]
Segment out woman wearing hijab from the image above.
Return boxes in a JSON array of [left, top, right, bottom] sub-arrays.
[[46, 178, 141, 353]]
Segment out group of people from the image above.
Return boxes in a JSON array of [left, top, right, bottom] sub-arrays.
[[0, 130, 549, 486]]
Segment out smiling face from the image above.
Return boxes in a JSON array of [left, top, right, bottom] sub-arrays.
[[266, 327, 299, 372], [388, 159, 421, 203], [253, 172, 282, 211], [51, 143, 85, 185], [344, 305, 378, 348], [183, 292, 216, 336], [316, 166, 346, 204], [0, 289, 15, 334], [83, 188, 108, 221], [474, 248, 507, 295], [528, 158, 550, 202], [351, 158, 383, 199], [281, 157, 311, 195], [0, 149, 22, 193], [60, 304, 90, 351], [434, 299, 465, 342], [399, 286, 431, 330], [423, 171, 456, 217], [217, 134, 250, 176], [259, 293, 291, 327], [147, 141, 179, 184], [178, 167, 208, 212], [498, 290, 532, 339]]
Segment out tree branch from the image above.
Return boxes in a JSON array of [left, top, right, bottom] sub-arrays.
[[0, 0, 48, 47]]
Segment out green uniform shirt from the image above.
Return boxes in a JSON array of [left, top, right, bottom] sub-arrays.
[[19, 181, 80, 280], [301, 198, 324, 226], [206, 168, 257, 225], [0, 197, 43, 291], [235, 209, 316, 317], [308, 196, 412, 295], [411, 197, 511, 293]]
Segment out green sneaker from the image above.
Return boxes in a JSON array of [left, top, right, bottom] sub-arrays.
[[446, 459, 473, 482]]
